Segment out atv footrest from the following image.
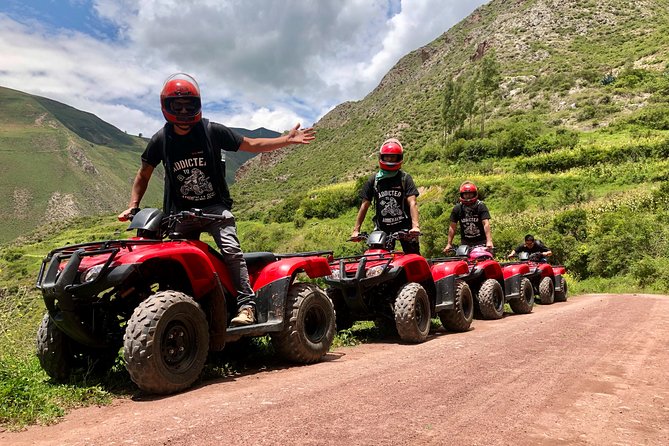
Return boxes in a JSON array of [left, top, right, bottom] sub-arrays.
[[225, 321, 283, 338]]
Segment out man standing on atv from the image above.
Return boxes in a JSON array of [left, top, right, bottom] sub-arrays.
[[508, 234, 552, 261], [118, 73, 315, 326], [351, 138, 421, 254], [443, 181, 493, 252]]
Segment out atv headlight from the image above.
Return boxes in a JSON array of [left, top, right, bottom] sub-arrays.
[[366, 265, 385, 278], [81, 264, 104, 283], [328, 269, 341, 280]]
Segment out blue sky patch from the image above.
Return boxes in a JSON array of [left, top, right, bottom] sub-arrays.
[[0, 0, 118, 40]]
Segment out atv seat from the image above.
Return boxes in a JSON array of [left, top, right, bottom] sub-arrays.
[[243, 252, 277, 270]]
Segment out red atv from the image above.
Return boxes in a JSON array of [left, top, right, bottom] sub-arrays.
[[508, 252, 568, 304], [35, 208, 336, 394], [432, 245, 534, 320], [325, 230, 472, 344]]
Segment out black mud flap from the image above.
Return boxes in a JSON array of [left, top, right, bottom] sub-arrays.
[[435, 275, 455, 312]]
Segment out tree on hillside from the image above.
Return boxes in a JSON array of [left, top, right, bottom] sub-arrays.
[[442, 78, 465, 144], [461, 70, 479, 132], [479, 50, 501, 137]]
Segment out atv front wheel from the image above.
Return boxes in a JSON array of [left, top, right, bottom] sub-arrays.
[[36, 313, 118, 382], [554, 276, 568, 302], [394, 282, 431, 343], [539, 277, 555, 305], [509, 278, 534, 314], [124, 291, 209, 394], [272, 283, 336, 363], [439, 279, 473, 332], [477, 279, 505, 320]]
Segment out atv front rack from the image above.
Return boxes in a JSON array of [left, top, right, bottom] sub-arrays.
[[36, 239, 164, 289], [325, 253, 404, 315], [36, 240, 162, 348]]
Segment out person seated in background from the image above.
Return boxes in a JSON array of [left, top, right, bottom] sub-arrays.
[[508, 234, 552, 260]]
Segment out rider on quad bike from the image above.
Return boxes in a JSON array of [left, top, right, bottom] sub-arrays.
[[507, 236, 567, 304], [443, 181, 493, 253], [325, 229, 473, 344], [352, 138, 421, 254], [433, 245, 534, 320], [118, 72, 316, 327], [36, 208, 336, 395]]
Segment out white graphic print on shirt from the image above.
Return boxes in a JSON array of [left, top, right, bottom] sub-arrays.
[[462, 206, 482, 239], [174, 156, 215, 202], [378, 189, 404, 225]]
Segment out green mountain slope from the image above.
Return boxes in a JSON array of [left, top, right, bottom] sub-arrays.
[[226, 0, 669, 287], [232, 0, 669, 210], [0, 87, 271, 243], [0, 86, 160, 243]]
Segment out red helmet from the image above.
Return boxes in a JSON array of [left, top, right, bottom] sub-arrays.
[[160, 73, 202, 125], [459, 181, 478, 205], [378, 138, 404, 171]]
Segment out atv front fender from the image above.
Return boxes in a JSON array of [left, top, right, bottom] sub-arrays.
[[391, 254, 432, 283], [430, 260, 469, 282], [253, 256, 331, 290]]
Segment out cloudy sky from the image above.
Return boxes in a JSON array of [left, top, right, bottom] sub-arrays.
[[0, 0, 488, 136]]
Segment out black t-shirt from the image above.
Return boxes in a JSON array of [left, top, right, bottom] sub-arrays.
[[142, 122, 243, 210], [515, 240, 550, 254], [360, 171, 419, 231], [449, 201, 491, 245]]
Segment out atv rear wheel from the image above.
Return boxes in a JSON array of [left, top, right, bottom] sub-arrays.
[[477, 279, 505, 320], [554, 276, 568, 302], [272, 283, 336, 363], [509, 278, 534, 314], [394, 282, 431, 343], [326, 287, 353, 331], [36, 313, 118, 382], [123, 291, 209, 394], [439, 279, 473, 332], [539, 277, 555, 305]]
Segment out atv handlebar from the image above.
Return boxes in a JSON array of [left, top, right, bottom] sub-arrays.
[[443, 245, 495, 256], [348, 230, 421, 243]]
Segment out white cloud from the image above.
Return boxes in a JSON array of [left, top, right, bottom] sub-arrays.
[[0, 1, 489, 136]]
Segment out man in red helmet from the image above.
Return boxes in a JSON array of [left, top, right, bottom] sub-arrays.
[[351, 138, 421, 254], [443, 180, 493, 252], [118, 73, 315, 326]]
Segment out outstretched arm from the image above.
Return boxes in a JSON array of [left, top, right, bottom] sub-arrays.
[[239, 123, 316, 153]]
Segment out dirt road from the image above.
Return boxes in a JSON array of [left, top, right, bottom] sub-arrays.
[[3, 294, 669, 445]]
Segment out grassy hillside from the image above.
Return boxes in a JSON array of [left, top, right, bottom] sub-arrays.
[[232, 0, 669, 208], [0, 87, 164, 242], [227, 0, 669, 285]]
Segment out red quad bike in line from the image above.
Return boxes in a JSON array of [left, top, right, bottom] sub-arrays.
[[431, 245, 534, 320], [35, 208, 336, 395], [505, 252, 568, 304], [324, 230, 473, 344]]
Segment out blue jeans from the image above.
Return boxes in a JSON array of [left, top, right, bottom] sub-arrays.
[[174, 204, 255, 309]]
